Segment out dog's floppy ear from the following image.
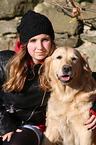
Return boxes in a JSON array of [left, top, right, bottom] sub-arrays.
[[80, 52, 92, 73], [39, 56, 52, 90]]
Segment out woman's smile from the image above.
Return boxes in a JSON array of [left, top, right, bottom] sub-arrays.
[[27, 34, 53, 64], [36, 51, 46, 55]]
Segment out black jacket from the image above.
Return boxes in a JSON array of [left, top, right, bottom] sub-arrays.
[[0, 50, 49, 135], [0, 50, 96, 136]]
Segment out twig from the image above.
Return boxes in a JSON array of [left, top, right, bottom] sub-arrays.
[[69, 0, 76, 8], [82, 8, 96, 13], [45, 0, 96, 13], [45, 0, 73, 17], [45, 0, 72, 10]]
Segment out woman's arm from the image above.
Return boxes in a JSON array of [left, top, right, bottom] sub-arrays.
[[85, 72, 96, 130], [85, 114, 96, 130], [0, 96, 18, 136], [0, 50, 17, 135], [85, 102, 96, 130]]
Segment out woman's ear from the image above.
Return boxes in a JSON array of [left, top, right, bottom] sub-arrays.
[[39, 56, 52, 90]]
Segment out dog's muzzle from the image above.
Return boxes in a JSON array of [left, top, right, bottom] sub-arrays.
[[57, 65, 72, 84]]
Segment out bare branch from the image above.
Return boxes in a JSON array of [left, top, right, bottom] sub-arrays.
[[45, 0, 96, 13], [69, 0, 76, 8]]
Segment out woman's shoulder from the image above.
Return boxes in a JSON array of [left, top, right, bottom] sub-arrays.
[[0, 50, 16, 73], [0, 50, 16, 86], [92, 72, 96, 81], [0, 50, 15, 62]]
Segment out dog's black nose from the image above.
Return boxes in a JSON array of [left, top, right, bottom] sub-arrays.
[[62, 65, 72, 73]]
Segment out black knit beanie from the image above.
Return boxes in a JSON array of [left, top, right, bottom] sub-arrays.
[[17, 10, 55, 44]]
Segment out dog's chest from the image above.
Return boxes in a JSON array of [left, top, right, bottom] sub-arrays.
[[47, 91, 93, 125]]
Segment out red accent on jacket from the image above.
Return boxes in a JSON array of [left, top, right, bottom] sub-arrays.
[[15, 41, 23, 54], [90, 109, 96, 117]]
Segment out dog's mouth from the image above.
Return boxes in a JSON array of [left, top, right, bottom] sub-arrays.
[[57, 74, 72, 84], [56, 65, 73, 84]]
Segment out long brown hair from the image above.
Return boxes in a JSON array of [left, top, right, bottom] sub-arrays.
[[3, 40, 56, 92], [3, 44, 31, 92]]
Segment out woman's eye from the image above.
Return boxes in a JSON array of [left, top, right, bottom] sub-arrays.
[[42, 39, 49, 42], [30, 39, 36, 42], [56, 56, 62, 59]]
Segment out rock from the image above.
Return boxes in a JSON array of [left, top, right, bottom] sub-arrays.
[[0, 19, 18, 35], [77, 42, 96, 71], [55, 35, 82, 47], [80, 30, 96, 44], [0, 0, 40, 19], [0, 0, 96, 71], [35, 3, 79, 35], [0, 36, 17, 51]]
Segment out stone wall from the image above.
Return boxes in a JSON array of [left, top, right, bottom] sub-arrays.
[[0, 0, 96, 71]]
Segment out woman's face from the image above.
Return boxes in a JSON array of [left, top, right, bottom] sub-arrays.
[[27, 34, 54, 64]]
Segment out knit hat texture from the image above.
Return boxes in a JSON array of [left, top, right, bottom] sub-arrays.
[[17, 10, 55, 44]]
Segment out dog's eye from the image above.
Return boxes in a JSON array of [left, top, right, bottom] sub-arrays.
[[56, 56, 62, 59], [72, 57, 77, 61]]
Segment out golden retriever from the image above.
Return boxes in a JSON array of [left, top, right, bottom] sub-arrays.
[[40, 46, 96, 145]]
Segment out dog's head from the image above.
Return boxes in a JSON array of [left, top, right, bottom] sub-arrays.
[[39, 46, 92, 90]]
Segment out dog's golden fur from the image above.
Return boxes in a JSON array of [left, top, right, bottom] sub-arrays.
[[40, 46, 96, 145]]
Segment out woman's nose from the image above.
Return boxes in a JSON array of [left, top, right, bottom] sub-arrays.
[[37, 41, 43, 50]]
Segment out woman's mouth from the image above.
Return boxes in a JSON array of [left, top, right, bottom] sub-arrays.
[[36, 52, 45, 55]]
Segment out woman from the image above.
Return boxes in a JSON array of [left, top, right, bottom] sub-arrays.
[[0, 10, 55, 145], [0, 10, 96, 145]]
